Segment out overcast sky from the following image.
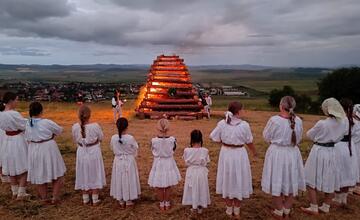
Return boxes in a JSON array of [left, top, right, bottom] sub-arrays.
[[0, 0, 359, 66]]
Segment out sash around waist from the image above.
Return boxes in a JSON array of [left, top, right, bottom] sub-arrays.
[[5, 130, 23, 136]]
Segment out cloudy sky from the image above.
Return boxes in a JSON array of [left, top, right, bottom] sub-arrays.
[[0, 0, 359, 66]]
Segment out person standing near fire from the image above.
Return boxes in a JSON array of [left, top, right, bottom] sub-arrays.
[[112, 90, 124, 123], [204, 93, 212, 119]]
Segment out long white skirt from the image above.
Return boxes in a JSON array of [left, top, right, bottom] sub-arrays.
[[27, 140, 66, 184], [1, 134, 28, 176], [110, 155, 141, 201], [334, 141, 358, 187], [304, 144, 340, 193], [148, 157, 181, 188], [216, 146, 253, 200], [75, 144, 106, 190], [354, 141, 360, 183], [262, 144, 306, 196], [182, 166, 211, 209]]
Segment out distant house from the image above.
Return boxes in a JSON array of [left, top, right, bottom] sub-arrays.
[[222, 86, 247, 96]]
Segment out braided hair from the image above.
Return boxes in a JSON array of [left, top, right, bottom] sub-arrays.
[[190, 129, 203, 147], [29, 102, 43, 127], [116, 117, 129, 144], [341, 98, 354, 156], [78, 105, 91, 138], [226, 102, 243, 124], [0, 100, 4, 112], [280, 96, 297, 146]]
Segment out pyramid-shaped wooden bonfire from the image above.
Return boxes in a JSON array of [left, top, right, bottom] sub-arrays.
[[136, 54, 204, 119]]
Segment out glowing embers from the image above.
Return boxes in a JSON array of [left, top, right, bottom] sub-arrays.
[[136, 54, 204, 119]]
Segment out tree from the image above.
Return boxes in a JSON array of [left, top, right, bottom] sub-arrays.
[[268, 86, 296, 107], [318, 67, 360, 103]]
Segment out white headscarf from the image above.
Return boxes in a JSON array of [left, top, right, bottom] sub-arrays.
[[321, 98, 346, 120], [353, 104, 360, 119]]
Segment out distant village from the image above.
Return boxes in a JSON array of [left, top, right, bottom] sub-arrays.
[[0, 81, 249, 103]]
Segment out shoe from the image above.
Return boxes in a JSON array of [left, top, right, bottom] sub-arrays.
[[92, 200, 101, 206], [126, 201, 134, 208], [300, 207, 319, 216], [16, 193, 31, 201]]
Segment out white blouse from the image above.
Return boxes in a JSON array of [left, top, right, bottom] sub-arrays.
[[110, 134, 138, 156], [183, 147, 210, 167], [25, 118, 63, 142], [210, 117, 253, 145], [0, 110, 27, 131], [307, 117, 347, 143], [72, 123, 103, 145], [151, 136, 176, 158], [353, 120, 360, 144], [263, 115, 303, 146]]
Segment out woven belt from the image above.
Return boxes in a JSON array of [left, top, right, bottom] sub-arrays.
[[341, 135, 350, 142], [30, 137, 54, 144], [314, 142, 335, 147], [5, 130, 23, 136], [78, 140, 99, 147], [222, 142, 244, 148]]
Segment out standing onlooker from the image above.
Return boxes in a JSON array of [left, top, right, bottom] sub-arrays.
[[112, 90, 124, 122], [204, 93, 212, 119]]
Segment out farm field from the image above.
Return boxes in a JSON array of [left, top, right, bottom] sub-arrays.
[[1, 102, 359, 220]]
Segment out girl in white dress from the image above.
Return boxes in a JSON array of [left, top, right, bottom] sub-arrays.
[[112, 90, 124, 122], [182, 129, 211, 215], [210, 101, 257, 219], [148, 118, 181, 211], [261, 96, 305, 219], [0, 92, 29, 199], [352, 104, 360, 195], [25, 102, 66, 204], [0, 100, 10, 183], [72, 105, 106, 205], [301, 98, 347, 215], [332, 98, 359, 205], [110, 117, 141, 208]]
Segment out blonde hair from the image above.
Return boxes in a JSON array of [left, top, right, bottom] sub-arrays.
[[157, 118, 170, 134], [280, 96, 297, 146], [78, 105, 91, 138]]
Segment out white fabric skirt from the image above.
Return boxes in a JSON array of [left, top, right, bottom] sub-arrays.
[[75, 144, 106, 190], [1, 134, 28, 176], [27, 140, 66, 184], [262, 144, 306, 196], [354, 142, 360, 183], [304, 144, 340, 193], [216, 146, 253, 200], [182, 166, 211, 209], [334, 141, 358, 187], [148, 157, 181, 188], [110, 155, 141, 201]]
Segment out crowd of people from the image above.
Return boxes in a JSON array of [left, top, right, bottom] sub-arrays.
[[1, 91, 360, 219]]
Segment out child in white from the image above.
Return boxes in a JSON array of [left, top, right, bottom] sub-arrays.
[[301, 98, 347, 215], [0, 101, 10, 183], [182, 129, 211, 214], [72, 105, 106, 205], [25, 102, 66, 204], [110, 117, 141, 208], [261, 96, 305, 218], [332, 99, 359, 205], [210, 101, 257, 218], [0, 92, 29, 199], [112, 90, 124, 122], [352, 104, 360, 195], [148, 118, 181, 211]]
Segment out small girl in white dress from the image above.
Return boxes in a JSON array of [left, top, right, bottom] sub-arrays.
[[261, 96, 305, 219], [301, 98, 347, 215], [182, 129, 211, 215], [25, 102, 66, 204], [148, 118, 181, 211], [332, 99, 359, 205], [110, 117, 141, 208], [352, 104, 360, 195], [210, 101, 257, 219], [72, 105, 106, 205], [0, 92, 29, 199]]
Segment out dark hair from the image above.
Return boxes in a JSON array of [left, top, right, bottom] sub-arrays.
[[280, 96, 297, 146], [0, 100, 4, 112], [227, 101, 243, 124], [190, 129, 203, 147], [116, 117, 129, 144], [341, 98, 354, 156], [2, 92, 17, 104], [29, 102, 43, 127], [78, 105, 91, 138]]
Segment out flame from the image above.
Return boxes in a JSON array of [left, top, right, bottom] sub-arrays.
[[134, 85, 147, 111]]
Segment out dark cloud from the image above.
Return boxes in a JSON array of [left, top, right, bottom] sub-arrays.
[[0, 47, 50, 56]]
